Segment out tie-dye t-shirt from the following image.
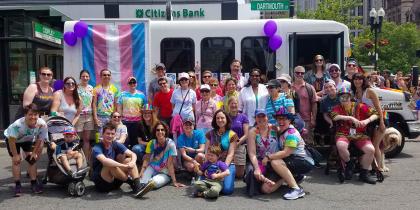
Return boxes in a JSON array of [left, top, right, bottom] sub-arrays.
[[77, 85, 93, 114], [145, 138, 177, 174], [4, 117, 49, 143], [279, 125, 313, 165], [117, 90, 147, 122], [93, 84, 120, 116]]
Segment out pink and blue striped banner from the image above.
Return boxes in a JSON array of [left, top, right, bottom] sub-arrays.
[[82, 23, 146, 93]]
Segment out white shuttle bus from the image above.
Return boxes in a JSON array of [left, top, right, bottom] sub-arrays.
[[64, 18, 350, 84]]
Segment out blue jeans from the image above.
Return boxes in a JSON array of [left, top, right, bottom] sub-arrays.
[[222, 163, 236, 195], [132, 144, 146, 162]]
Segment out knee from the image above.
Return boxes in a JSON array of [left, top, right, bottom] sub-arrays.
[[362, 145, 375, 156], [195, 153, 205, 163]]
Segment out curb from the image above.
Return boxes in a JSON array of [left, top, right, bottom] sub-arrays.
[[0, 139, 5, 148]]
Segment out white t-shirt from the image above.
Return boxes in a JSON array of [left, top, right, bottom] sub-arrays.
[[239, 84, 269, 126], [170, 88, 197, 120], [4, 117, 49, 143]]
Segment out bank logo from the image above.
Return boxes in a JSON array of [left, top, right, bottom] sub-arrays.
[[136, 9, 144, 18]]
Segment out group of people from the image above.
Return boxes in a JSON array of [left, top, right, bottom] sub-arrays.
[[4, 55, 391, 199]]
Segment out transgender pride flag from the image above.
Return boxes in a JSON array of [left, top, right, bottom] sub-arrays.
[[82, 23, 146, 93]]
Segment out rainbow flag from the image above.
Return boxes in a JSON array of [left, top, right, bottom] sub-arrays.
[[82, 23, 146, 93]]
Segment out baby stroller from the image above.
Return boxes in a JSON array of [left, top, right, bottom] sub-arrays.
[[43, 116, 89, 196]]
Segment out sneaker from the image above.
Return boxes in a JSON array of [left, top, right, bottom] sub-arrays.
[[14, 184, 22, 197], [31, 181, 43, 194], [192, 190, 204, 198], [134, 181, 155, 198], [283, 188, 305, 200], [359, 169, 376, 185], [344, 161, 354, 180]]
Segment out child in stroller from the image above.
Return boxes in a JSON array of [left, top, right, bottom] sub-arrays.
[[56, 127, 86, 177]]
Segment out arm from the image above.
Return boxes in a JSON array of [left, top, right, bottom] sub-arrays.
[[323, 113, 333, 128], [22, 84, 37, 107], [117, 132, 128, 144], [167, 156, 184, 187], [8, 137, 21, 165], [238, 123, 249, 145], [50, 91, 61, 116], [92, 91, 99, 126], [247, 128, 260, 174], [213, 168, 230, 180], [180, 148, 195, 162], [224, 140, 236, 166], [117, 103, 123, 117], [124, 149, 137, 167], [71, 97, 82, 126], [368, 88, 385, 130], [266, 146, 295, 160], [137, 137, 149, 146]]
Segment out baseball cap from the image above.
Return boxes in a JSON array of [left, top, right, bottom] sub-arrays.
[[200, 84, 211, 91], [328, 64, 341, 72], [178, 72, 190, 80], [63, 127, 76, 135], [323, 79, 336, 88], [347, 58, 357, 66], [182, 116, 195, 124], [255, 109, 267, 116], [127, 76, 136, 83], [267, 79, 280, 87], [156, 63, 166, 70]]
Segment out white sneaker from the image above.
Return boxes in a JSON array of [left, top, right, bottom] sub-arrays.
[[283, 188, 305, 200]]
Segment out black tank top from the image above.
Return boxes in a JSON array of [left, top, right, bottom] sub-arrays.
[[32, 83, 53, 115]]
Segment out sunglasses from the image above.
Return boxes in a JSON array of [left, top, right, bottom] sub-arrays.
[[183, 122, 193, 126], [65, 82, 75, 87], [180, 78, 189, 82], [200, 89, 210, 93], [102, 74, 111, 77], [295, 72, 305, 75], [159, 82, 167, 86], [128, 81, 137, 84], [251, 74, 260, 77], [112, 115, 121, 119], [189, 75, 195, 78], [41, 72, 52, 77], [315, 59, 323, 62], [156, 128, 165, 132], [211, 84, 218, 87], [203, 75, 211, 78], [329, 68, 340, 73], [347, 64, 356, 68], [339, 94, 351, 101], [268, 86, 278, 89], [279, 80, 287, 83]]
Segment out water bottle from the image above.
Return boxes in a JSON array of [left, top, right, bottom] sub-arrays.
[[191, 176, 196, 185]]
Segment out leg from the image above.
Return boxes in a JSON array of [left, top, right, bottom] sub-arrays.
[[194, 180, 209, 192], [221, 164, 236, 195], [260, 179, 284, 194], [81, 129, 91, 162], [132, 144, 146, 163], [233, 144, 246, 179], [336, 138, 350, 162], [59, 155, 72, 172], [358, 140, 375, 170], [151, 173, 171, 189], [25, 152, 38, 181], [140, 166, 156, 184], [269, 159, 298, 189], [372, 128, 385, 171], [195, 153, 205, 164], [75, 152, 84, 169], [204, 181, 223, 198]]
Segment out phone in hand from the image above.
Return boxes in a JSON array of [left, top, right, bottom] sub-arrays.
[[25, 155, 36, 165]]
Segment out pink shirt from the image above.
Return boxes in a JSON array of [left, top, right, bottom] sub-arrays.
[[195, 99, 217, 129], [293, 82, 317, 122]]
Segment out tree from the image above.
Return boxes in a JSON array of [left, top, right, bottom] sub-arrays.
[[297, 0, 363, 31], [352, 21, 420, 73]]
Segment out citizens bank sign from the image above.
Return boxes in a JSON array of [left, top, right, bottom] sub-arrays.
[[136, 8, 205, 19]]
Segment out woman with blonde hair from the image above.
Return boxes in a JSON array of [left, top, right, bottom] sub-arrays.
[[132, 104, 159, 162]]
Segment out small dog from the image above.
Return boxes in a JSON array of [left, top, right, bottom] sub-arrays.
[[380, 127, 402, 172]]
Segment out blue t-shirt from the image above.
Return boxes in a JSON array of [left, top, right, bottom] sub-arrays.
[[177, 130, 206, 157], [200, 160, 228, 180], [91, 141, 128, 181], [266, 94, 294, 125]]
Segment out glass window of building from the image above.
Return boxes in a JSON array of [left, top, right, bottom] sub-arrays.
[[241, 36, 275, 79], [8, 41, 32, 105], [200, 37, 234, 74], [160, 38, 194, 73]]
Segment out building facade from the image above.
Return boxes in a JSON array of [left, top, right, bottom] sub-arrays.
[[0, 0, 238, 130], [385, 0, 420, 27]]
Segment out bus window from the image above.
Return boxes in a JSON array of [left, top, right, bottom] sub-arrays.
[[160, 38, 194, 73], [201, 37, 234, 75], [241, 36, 275, 80]]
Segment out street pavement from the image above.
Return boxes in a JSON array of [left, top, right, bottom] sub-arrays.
[[1, 141, 420, 210]]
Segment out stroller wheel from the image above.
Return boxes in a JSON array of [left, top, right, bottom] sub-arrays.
[[74, 181, 86, 196], [68, 182, 76, 196]]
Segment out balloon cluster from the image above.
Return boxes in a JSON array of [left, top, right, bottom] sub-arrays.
[[263, 20, 283, 51], [63, 21, 88, 46]]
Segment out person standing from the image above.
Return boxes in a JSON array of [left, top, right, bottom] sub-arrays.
[[222, 78, 239, 113], [18, 67, 54, 119], [153, 77, 174, 125], [292, 66, 317, 145], [304, 55, 331, 97], [265, 79, 294, 125], [75, 70, 95, 164], [92, 69, 120, 136], [343, 59, 358, 82], [328, 64, 351, 90], [148, 63, 175, 102], [195, 84, 217, 134], [229, 59, 247, 90], [50, 77, 81, 124], [4, 104, 48, 196], [117, 76, 147, 149], [239, 68, 269, 126]]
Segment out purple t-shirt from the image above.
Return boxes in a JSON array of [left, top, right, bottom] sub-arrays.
[[200, 160, 228, 180], [230, 113, 249, 139]]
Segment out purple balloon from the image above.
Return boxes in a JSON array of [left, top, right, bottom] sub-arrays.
[[264, 20, 277, 37], [53, 80, 64, 92], [73, 21, 88, 38], [63, 31, 77, 46], [269, 35, 283, 51]]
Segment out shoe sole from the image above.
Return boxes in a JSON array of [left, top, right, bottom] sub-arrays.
[[135, 182, 155, 198], [284, 192, 305, 200]]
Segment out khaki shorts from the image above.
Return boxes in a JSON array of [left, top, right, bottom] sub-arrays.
[[234, 144, 246, 166], [75, 114, 94, 132]]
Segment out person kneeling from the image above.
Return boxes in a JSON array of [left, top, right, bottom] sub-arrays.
[[330, 87, 379, 184], [91, 123, 142, 195], [192, 146, 230, 199], [56, 127, 87, 177]]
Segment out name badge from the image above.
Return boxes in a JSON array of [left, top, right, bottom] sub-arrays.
[[350, 128, 356, 136]]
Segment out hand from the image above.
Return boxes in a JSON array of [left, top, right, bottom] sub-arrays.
[[358, 119, 369, 128], [253, 169, 262, 181], [211, 173, 219, 180], [310, 119, 316, 128], [139, 170, 144, 178], [329, 122, 334, 128], [173, 182, 185, 188], [379, 122, 386, 132], [262, 156, 269, 166], [94, 117, 101, 127], [30, 153, 39, 161], [12, 155, 21, 165], [127, 162, 136, 169]]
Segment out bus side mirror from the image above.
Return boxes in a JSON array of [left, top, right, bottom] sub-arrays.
[[412, 66, 419, 88]]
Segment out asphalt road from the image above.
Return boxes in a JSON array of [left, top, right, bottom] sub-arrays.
[[1, 141, 420, 210]]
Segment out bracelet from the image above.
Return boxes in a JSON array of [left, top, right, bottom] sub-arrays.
[[265, 154, 271, 161]]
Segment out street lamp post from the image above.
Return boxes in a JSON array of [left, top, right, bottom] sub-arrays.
[[369, 7, 385, 72]]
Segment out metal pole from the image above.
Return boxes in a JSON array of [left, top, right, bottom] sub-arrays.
[[374, 26, 378, 72]]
